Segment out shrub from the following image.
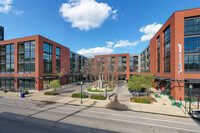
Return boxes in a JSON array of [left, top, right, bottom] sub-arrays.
[[90, 95, 106, 100], [24, 90, 29, 95], [48, 80, 60, 91], [134, 98, 150, 104], [44, 91, 59, 95], [72, 93, 88, 98]]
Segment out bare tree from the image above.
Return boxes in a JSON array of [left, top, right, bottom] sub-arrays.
[[57, 68, 66, 83], [106, 57, 118, 88]]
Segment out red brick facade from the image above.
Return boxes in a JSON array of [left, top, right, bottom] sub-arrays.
[[0, 35, 71, 91]]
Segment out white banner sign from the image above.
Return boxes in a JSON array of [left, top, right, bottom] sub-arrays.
[[178, 44, 182, 75]]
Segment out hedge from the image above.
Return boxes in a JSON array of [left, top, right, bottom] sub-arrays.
[[44, 91, 59, 95], [134, 98, 150, 104], [72, 93, 88, 98], [90, 95, 106, 100]]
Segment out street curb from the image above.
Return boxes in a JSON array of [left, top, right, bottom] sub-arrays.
[[36, 99, 191, 119]]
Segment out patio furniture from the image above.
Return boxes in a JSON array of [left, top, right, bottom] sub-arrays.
[[177, 101, 182, 108]]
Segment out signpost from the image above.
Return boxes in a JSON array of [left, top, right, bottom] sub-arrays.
[[81, 81, 83, 104]]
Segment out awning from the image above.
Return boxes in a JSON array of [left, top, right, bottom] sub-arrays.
[[155, 76, 170, 81], [185, 79, 200, 83], [15, 77, 35, 80], [0, 76, 15, 79]]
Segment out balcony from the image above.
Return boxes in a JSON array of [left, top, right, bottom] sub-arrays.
[[18, 49, 24, 53], [1, 60, 5, 64]]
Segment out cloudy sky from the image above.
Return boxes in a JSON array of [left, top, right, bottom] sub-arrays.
[[0, 0, 200, 57]]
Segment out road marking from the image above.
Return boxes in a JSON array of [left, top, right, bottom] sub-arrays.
[[0, 100, 200, 132], [0, 99, 196, 127], [39, 109, 200, 133], [57, 106, 197, 126]]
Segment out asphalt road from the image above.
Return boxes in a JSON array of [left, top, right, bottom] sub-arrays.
[[0, 97, 200, 133]]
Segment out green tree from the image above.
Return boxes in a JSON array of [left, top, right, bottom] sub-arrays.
[[128, 75, 145, 98], [141, 75, 155, 97], [48, 80, 60, 91]]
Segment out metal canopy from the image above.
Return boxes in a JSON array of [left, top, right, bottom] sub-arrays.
[[155, 76, 170, 81], [15, 77, 35, 80], [185, 79, 200, 83]]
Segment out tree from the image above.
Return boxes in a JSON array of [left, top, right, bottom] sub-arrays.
[[127, 75, 145, 98], [141, 74, 155, 97], [57, 68, 66, 83], [48, 80, 60, 91]]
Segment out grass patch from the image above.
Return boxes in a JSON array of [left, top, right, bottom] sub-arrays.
[[72, 93, 88, 98], [133, 98, 150, 104], [90, 95, 106, 100], [44, 91, 59, 95], [88, 88, 114, 92]]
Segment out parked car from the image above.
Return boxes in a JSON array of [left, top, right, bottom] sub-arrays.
[[132, 88, 148, 96], [192, 111, 200, 119]]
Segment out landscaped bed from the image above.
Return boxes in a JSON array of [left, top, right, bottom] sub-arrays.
[[87, 88, 114, 92], [130, 96, 156, 104]]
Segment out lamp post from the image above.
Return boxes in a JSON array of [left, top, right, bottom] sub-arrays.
[[81, 81, 83, 104], [189, 84, 193, 114], [185, 93, 187, 115]]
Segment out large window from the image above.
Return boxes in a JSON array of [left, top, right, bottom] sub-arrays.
[[18, 79, 35, 90], [184, 17, 200, 36], [0, 44, 14, 73], [129, 55, 139, 72], [18, 41, 35, 73], [118, 56, 126, 72], [157, 36, 160, 72], [184, 37, 200, 53], [184, 55, 200, 71], [43, 42, 52, 73], [0, 79, 14, 91], [70, 52, 76, 73], [56, 47, 61, 72], [163, 26, 170, 72]]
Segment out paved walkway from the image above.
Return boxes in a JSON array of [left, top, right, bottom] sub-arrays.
[[0, 88, 193, 118]]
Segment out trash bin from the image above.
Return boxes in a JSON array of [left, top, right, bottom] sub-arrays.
[[21, 93, 25, 98]]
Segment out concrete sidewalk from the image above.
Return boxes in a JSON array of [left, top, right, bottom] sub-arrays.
[[0, 90, 191, 118]]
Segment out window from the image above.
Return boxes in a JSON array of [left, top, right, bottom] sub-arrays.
[[56, 47, 61, 72], [184, 37, 200, 53], [0, 44, 14, 73], [43, 42, 52, 73], [118, 56, 126, 72], [18, 79, 35, 90], [157, 36, 160, 72], [184, 55, 200, 71], [163, 26, 170, 72], [70, 52, 76, 73], [0, 79, 14, 90], [18, 41, 35, 73], [185, 17, 200, 36]]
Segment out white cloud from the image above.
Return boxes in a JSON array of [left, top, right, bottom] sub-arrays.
[[106, 41, 114, 47], [114, 40, 139, 48], [0, 0, 12, 13], [59, 0, 117, 31], [13, 10, 23, 16], [111, 9, 118, 20], [0, 0, 23, 15], [139, 22, 162, 42], [78, 46, 114, 57]]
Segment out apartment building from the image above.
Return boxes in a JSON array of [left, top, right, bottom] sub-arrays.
[[95, 8, 200, 101], [0, 35, 85, 91]]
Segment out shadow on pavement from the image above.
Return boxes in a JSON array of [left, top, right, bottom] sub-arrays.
[[106, 94, 129, 111], [0, 112, 117, 133]]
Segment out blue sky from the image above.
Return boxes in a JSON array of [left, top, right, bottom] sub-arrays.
[[0, 0, 200, 57]]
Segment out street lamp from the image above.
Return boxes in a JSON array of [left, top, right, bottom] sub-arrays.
[[189, 84, 193, 114], [80, 81, 83, 104]]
